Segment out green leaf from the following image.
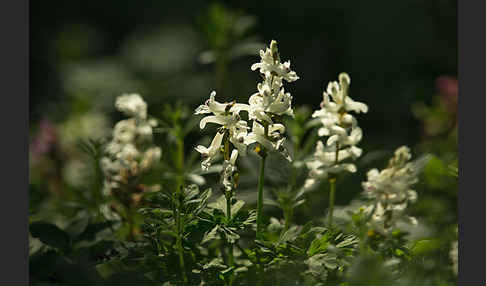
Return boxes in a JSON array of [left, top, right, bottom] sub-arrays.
[[203, 258, 226, 270], [221, 226, 240, 244], [293, 199, 306, 208], [307, 253, 338, 271], [242, 210, 257, 227], [263, 198, 280, 207], [96, 259, 124, 278], [30, 221, 70, 250], [202, 225, 220, 244], [336, 235, 359, 248], [278, 225, 301, 244], [193, 188, 212, 216], [307, 233, 330, 256], [208, 195, 228, 216], [231, 200, 245, 218], [305, 254, 330, 280], [65, 217, 90, 238], [411, 239, 441, 256]]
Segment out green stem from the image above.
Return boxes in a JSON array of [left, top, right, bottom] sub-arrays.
[[256, 155, 267, 239], [328, 178, 336, 227], [226, 195, 234, 286], [283, 207, 293, 231], [176, 138, 184, 190], [176, 189, 188, 284], [223, 132, 234, 286], [327, 141, 339, 227]]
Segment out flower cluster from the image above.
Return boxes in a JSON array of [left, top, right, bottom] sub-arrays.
[[194, 91, 249, 171], [450, 240, 458, 276], [361, 146, 419, 234], [195, 40, 298, 192], [246, 40, 298, 161], [305, 73, 367, 188], [450, 226, 458, 276], [221, 149, 239, 192], [101, 94, 161, 192]]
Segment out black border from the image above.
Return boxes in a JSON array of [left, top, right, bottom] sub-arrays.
[[459, 1, 484, 285], [2, 0, 29, 285]]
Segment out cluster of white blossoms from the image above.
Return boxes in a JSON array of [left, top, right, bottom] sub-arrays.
[[361, 146, 419, 234], [450, 226, 458, 276], [450, 240, 458, 276], [246, 40, 298, 161], [305, 73, 368, 189], [194, 91, 249, 171], [101, 94, 161, 192], [195, 40, 298, 192], [220, 149, 239, 192]]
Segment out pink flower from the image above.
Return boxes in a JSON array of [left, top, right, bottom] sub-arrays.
[[436, 76, 458, 112], [30, 119, 58, 158]]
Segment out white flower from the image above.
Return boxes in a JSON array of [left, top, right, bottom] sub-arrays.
[[101, 94, 161, 194], [195, 91, 250, 116], [115, 93, 148, 119], [137, 121, 156, 142], [362, 146, 420, 234], [250, 40, 299, 83], [112, 119, 137, 143], [101, 157, 122, 176], [248, 41, 297, 124], [450, 238, 458, 276], [305, 73, 367, 189], [221, 149, 239, 192], [248, 86, 294, 123], [140, 147, 162, 172], [111, 117, 157, 146], [117, 143, 140, 162], [194, 91, 250, 170], [304, 141, 358, 188], [195, 131, 224, 171], [228, 120, 249, 155], [323, 74, 368, 114], [243, 40, 297, 161], [245, 121, 291, 161], [312, 73, 367, 147]]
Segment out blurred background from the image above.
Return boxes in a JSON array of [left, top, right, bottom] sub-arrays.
[[29, 0, 457, 250]]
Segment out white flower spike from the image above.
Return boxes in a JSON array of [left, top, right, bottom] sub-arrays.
[[115, 93, 148, 119], [251, 40, 299, 83], [194, 91, 251, 170], [221, 149, 239, 192], [306, 73, 367, 189], [102, 94, 161, 193], [245, 40, 298, 160], [362, 146, 422, 234]]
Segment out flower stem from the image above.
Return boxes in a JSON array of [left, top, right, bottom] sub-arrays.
[[176, 188, 188, 284], [256, 154, 267, 239], [328, 177, 336, 226], [256, 154, 267, 285], [283, 207, 293, 231], [223, 132, 234, 286], [226, 194, 234, 286], [328, 141, 340, 227]]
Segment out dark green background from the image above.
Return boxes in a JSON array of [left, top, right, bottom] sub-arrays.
[[30, 0, 457, 150]]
